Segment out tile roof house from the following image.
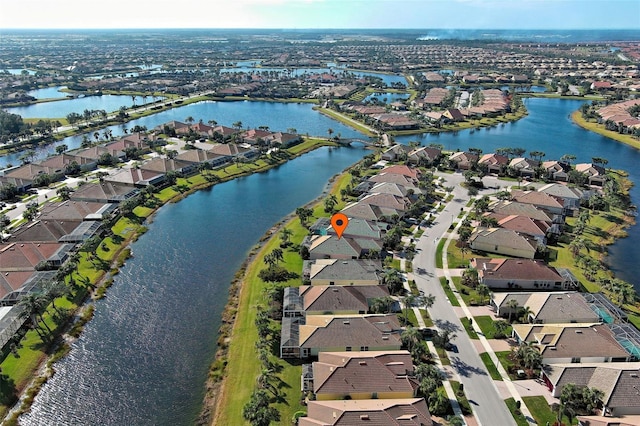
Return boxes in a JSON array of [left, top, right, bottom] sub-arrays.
[[576, 163, 607, 186], [307, 235, 382, 260], [39, 200, 116, 222], [537, 183, 585, 209], [340, 202, 387, 222], [469, 228, 538, 259], [281, 314, 402, 358], [488, 200, 554, 223], [104, 168, 165, 187], [509, 157, 539, 177], [496, 215, 550, 242], [305, 259, 383, 286], [0, 270, 56, 304], [299, 398, 433, 426], [38, 153, 97, 174], [367, 182, 411, 198], [379, 165, 421, 180], [491, 292, 601, 324], [139, 157, 197, 176], [471, 258, 571, 291], [69, 181, 139, 203], [367, 173, 420, 189], [205, 142, 258, 160], [358, 193, 410, 213], [407, 146, 441, 166], [381, 144, 412, 161], [543, 362, 640, 417], [511, 190, 566, 216], [541, 161, 570, 182], [512, 324, 631, 364], [479, 153, 510, 174], [310, 217, 386, 241], [283, 285, 389, 316], [448, 151, 478, 171], [0, 242, 74, 270], [308, 351, 418, 400]]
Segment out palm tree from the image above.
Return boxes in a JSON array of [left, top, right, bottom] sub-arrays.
[[323, 194, 338, 213], [327, 128, 334, 139], [185, 116, 194, 124], [568, 237, 586, 258], [519, 305, 533, 323], [477, 284, 490, 305], [43, 280, 68, 314], [506, 298, 519, 323], [401, 326, 422, 353], [232, 121, 243, 131], [279, 228, 292, 247], [18, 292, 51, 337]]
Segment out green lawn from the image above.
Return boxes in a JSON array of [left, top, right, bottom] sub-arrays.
[[419, 309, 434, 327], [439, 277, 460, 307], [446, 243, 471, 269], [505, 397, 529, 426], [450, 380, 472, 415], [435, 240, 445, 269], [495, 351, 515, 377], [460, 317, 478, 340], [523, 396, 558, 426], [475, 315, 512, 339], [479, 352, 502, 381]]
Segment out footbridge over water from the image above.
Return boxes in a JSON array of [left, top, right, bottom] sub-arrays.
[[336, 133, 390, 148]]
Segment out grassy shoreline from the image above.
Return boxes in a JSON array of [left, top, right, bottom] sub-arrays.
[[571, 110, 640, 151], [209, 167, 355, 425]]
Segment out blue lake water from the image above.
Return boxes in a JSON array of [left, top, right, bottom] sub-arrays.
[[6, 95, 136, 119], [2, 69, 36, 75], [364, 92, 410, 103], [26, 86, 68, 100], [20, 145, 367, 425]]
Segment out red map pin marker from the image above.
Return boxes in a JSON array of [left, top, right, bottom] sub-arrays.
[[330, 213, 349, 239]]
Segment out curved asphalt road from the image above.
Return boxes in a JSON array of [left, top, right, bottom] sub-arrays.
[[413, 172, 516, 426]]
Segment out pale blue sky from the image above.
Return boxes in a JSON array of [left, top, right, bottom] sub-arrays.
[[1, 0, 638, 30]]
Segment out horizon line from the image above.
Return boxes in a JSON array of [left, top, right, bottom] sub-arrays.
[[1, 27, 639, 31]]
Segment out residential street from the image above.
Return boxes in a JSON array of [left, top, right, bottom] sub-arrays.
[[412, 172, 517, 426]]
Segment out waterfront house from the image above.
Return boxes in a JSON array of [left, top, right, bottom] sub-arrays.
[[380, 144, 412, 161], [0, 270, 56, 306], [283, 285, 390, 317], [0, 241, 74, 270], [69, 181, 139, 203], [496, 215, 550, 243], [104, 168, 165, 187], [367, 172, 420, 189], [479, 153, 509, 175], [407, 146, 441, 166], [281, 314, 402, 359], [307, 351, 418, 400], [576, 163, 607, 186], [300, 398, 433, 426], [379, 165, 421, 180], [448, 151, 478, 170], [537, 183, 585, 210], [509, 157, 539, 178], [310, 217, 386, 241], [471, 257, 571, 290], [305, 259, 383, 286], [543, 362, 640, 417], [139, 157, 196, 176], [307, 235, 382, 260], [39, 201, 117, 222], [469, 228, 538, 259], [38, 153, 97, 174], [299, 314, 402, 358], [492, 291, 601, 324], [340, 202, 387, 222], [512, 323, 631, 364], [487, 200, 554, 223], [511, 190, 566, 217], [541, 161, 570, 182]]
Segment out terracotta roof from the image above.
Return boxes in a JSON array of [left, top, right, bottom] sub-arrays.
[[302, 285, 389, 313], [300, 398, 433, 426], [312, 351, 417, 397], [300, 314, 402, 350], [472, 258, 563, 282]]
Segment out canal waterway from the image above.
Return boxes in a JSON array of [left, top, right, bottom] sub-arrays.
[[20, 145, 368, 425], [14, 96, 640, 424]]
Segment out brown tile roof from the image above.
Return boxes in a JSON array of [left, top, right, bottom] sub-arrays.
[[472, 258, 563, 282], [302, 285, 389, 313], [313, 351, 417, 397], [0, 242, 66, 270], [300, 314, 402, 350], [497, 215, 550, 237], [300, 398, 433, 426], [379, 165, 420, 179]]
